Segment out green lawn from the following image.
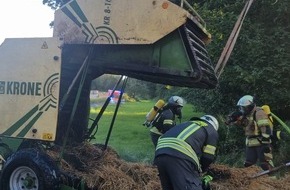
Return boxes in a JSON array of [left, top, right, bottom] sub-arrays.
[[89, 100, 202, 164]]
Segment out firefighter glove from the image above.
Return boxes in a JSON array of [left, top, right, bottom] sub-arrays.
[[202, 175, 213, 190], [261, 136, 271, 144], [225, 110, 243, 125]]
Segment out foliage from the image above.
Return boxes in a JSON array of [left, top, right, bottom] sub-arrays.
[[91, 75, 157, 100], [91, 74, 121, 92], [42, 0, 69, 9], [91, 74, 184, 101], [183, 0, 290, 120], [273, 138, 290, 164], [124, 78, 155, 100]]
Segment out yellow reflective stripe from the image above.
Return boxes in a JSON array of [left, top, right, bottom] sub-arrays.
[[163, 119, 173, 125], [150, 127, 162, 135], [192, 121, 208, 127], [264, 152, 273, 160], [257, 119, 269, 126], [158, 138, 196, 157], [262, 133, 270, 138], [203, 145, 216, 155], [177, 123, 201, 140], [157, 142, 195, 160], [246, 138, 261, 146], [157, 137, 201, 171], [277, 131, 281, 140]]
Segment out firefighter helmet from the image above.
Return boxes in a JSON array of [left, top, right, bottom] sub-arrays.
[[237, 95, 255, 115], [200, 115, 219, 131], [168, 96, 184, 107]]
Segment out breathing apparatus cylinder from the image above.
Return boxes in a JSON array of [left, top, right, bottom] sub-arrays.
[[143, 99, 165, 127], [262, 105, 273, 127], [146, 99, 165, 121]]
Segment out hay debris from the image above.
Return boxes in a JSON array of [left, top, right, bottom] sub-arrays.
[[47, 143, 290, 190], [48, 142, 161, 190]]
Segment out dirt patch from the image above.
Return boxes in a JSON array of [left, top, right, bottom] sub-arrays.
[[48, 143, 290, 190]]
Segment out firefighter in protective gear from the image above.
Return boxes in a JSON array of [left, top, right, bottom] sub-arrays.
[[234, 95, 274, 171], [150, 96, 184, 148], [226, 110, 287, 141], [154, 115, 219, 190]]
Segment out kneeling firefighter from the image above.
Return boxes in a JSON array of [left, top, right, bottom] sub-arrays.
[[154, 115, 219, 190], [149, 96, 184, 148]]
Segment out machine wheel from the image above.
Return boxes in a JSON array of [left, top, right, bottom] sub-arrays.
[[17, 139, 45, 152], [0, 148, 60, 190]]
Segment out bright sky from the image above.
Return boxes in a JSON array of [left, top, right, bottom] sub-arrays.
[[0, 0, 55, 44]]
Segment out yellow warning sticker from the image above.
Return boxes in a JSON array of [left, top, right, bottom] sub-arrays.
[[42, 133, 53, 140]]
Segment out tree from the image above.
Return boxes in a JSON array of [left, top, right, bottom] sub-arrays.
[[187, 0, 290, 119], [91, 74, 121, 92], [42, 0, 69, 9]]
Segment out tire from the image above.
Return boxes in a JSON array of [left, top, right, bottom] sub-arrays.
[[17, 140, 45, 152], [0, 148, 61, 190]]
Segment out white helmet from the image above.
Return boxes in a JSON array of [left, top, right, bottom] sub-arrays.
[[237, 95, 254, 106], [237, 95, 255, 115], [200, 115, 219, 131], [168, 96, 184, 107]]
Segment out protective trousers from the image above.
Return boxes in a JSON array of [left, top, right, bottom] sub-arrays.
[[155, 154, 203, 190], [244, 145, 274, 170]]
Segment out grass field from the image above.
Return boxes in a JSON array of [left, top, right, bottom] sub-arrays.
[[89, 99, 203, 164]]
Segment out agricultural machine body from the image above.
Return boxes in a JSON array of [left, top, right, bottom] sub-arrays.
[[0, 0, 217, 189]]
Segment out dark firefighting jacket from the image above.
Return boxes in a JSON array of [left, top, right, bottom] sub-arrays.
[[150, 108, 175, 135], [155, 120, 219, 172]]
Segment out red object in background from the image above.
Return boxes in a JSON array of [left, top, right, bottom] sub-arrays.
[[108, 90, 121, 103]]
